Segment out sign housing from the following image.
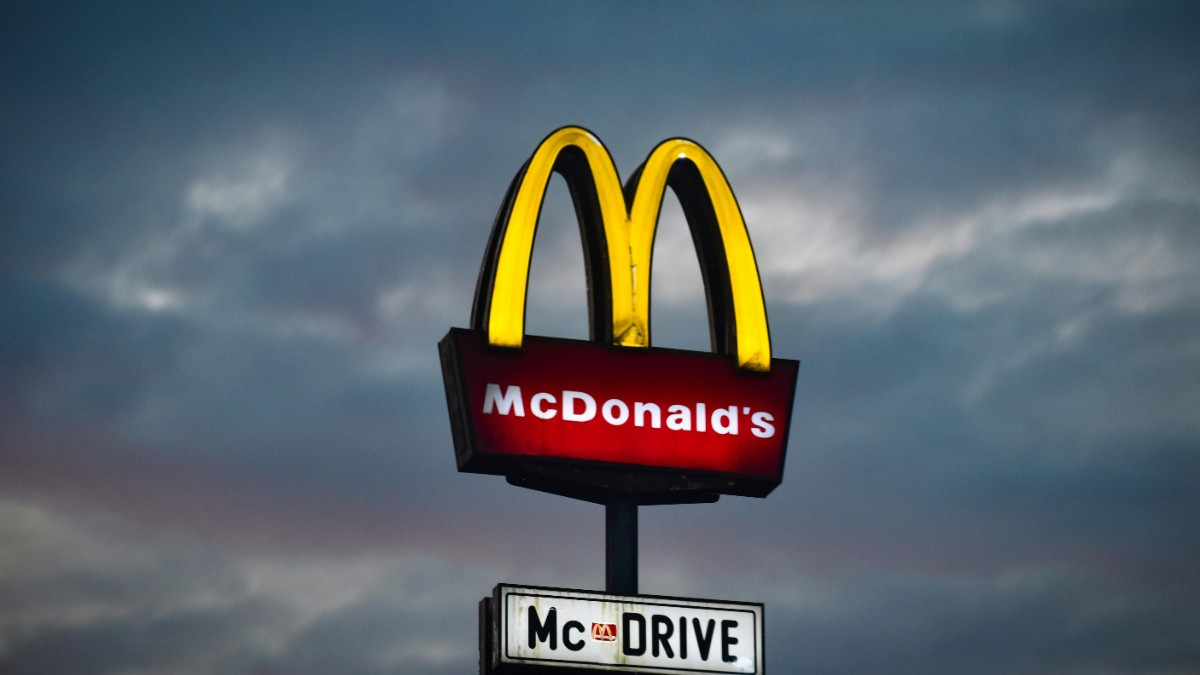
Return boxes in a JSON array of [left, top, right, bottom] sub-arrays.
[[440, 126, 799, 503], [441, 329, 797, 499]]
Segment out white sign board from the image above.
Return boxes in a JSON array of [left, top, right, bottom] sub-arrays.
[[491, 584, 764, 674]]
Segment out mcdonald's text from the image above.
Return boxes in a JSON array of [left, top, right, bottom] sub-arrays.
[[482, 384, 778, 439]]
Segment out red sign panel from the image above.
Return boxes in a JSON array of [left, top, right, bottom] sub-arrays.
[[440, 329, 798, 498]]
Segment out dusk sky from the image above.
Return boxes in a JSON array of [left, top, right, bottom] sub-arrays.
[[2, 2, 1198, 673]]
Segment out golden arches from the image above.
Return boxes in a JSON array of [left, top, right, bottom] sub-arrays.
[[472, 126, 772, 372]]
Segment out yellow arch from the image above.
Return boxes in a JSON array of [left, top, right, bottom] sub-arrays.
[[482, 126, 772, 372]]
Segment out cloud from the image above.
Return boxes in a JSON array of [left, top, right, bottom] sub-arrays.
[[0, 499, 484, 675], [769, 567, 1200, 675], [2, 2, 1198, 673]]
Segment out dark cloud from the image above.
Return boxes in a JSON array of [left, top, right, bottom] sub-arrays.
[[0, 273, 196, 424], [771, 569, 1200, 675], [2, 599, 289, 675]]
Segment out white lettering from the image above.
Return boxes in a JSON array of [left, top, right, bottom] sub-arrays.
[[634, 402, 661, 428], [481, 384, 779, 440], [751, 411, 776, 438], [484, 384, 524, 417], [531, 392, 557, 420], [602, 399, 629, 425], [562, 390, 596, 422], [712, 406, 738, 435], [666, 405, 691, 431]]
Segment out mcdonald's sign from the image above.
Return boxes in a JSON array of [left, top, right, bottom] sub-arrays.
[[439, 127, 798, 501]]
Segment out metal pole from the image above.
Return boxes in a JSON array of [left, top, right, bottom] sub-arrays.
[[605, 496, 638, 595]]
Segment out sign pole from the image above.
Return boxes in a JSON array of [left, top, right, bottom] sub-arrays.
[[605, 496, 638, 594], [448, 127, 796, 674]]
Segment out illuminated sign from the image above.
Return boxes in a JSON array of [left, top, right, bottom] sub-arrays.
[[440, 126, 798, 500], [487, 584, 764, 674]]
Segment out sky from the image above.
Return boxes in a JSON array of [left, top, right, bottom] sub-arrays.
[[2, 1, 1198, 673]]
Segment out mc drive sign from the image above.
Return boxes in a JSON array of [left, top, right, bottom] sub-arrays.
[[490, 585, 764, 674]]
